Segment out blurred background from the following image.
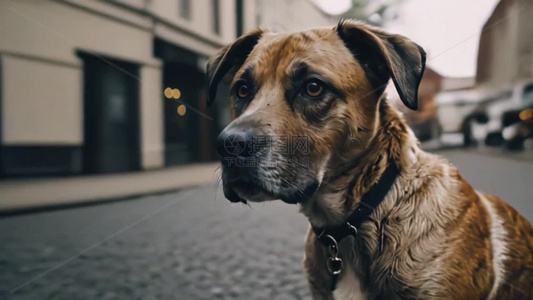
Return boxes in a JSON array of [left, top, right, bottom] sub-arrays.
[[0, 0, 531, 299]]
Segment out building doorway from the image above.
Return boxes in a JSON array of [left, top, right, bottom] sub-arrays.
[[79, 53, 141, 174], [162, 62, 204, 165], [154, 37, 214, 166]]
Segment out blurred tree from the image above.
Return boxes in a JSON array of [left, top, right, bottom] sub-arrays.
[[343, 0, 404, 26]]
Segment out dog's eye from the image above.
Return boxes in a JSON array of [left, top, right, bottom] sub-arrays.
[[236, 83, 250, 99], [305, 80, 324, 97]]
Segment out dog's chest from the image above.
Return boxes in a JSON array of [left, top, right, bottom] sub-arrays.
[[333, 266, 367, 300]]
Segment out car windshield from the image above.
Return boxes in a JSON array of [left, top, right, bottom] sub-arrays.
[[523, 83, 533, 102]]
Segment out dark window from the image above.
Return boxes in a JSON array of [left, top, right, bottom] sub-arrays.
[[0, 55, 3, 176], [500, 89, 512, 99], [79, 52, 141, 174], [236, 0, 244, 37], [154, 38, 209, 164], [212, 0, 220, 35], [179, 0, 191, 20], [523, 83, 533, 102]]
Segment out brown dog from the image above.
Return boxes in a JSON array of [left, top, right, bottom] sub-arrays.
[[207, 20, 533, 299]]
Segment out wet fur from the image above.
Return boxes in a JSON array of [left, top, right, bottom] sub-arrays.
[[207, 20, 533, 299], [303, 100, 533, 299]]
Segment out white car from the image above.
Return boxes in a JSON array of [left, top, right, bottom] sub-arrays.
[[436, 89, 499, 146], [437, 90, 488, 133], [483, 80, 533, 145]]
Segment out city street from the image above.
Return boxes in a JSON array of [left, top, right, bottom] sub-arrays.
[[1, 149, 532, 300]]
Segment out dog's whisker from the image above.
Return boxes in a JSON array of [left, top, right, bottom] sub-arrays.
[[279, 177, 306, 196], [213, 178, 223, 202]]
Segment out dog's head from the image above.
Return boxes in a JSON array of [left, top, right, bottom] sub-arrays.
[[207, 20, 425, 204]]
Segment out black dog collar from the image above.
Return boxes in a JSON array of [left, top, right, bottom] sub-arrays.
[[311, 162, 400, 290]]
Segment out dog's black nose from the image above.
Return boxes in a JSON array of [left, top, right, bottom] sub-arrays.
[[216, 128, 257, 158]]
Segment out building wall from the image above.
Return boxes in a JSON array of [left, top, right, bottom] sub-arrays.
[[140, 65, 164, 169], [516, 0, 533, 79], [249, 0, 336, 33], [150, 0, 235, 57], [0, 0, 337, 177], [1, 56, 82, 145], [0, 0, 166, 175], [476, 0, 533, 89], [0, 0, 219, 175], [0, 0, 158, 66], [149, 0, 236, 45]]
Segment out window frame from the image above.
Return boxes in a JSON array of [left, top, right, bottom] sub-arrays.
[[178, 0, 191, 20], [212, 0, 221, 35]]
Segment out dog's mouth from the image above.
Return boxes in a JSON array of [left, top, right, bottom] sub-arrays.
[[235, 182, 277, 202], [223, 179, 276, 204], [222, 176, 319, 205]]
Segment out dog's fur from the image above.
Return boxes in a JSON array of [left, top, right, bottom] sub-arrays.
[[207, 20, 533, 299]]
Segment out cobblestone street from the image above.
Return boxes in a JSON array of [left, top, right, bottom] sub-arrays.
[[1, 185, 311, 300], [1, 150, 532, 300]]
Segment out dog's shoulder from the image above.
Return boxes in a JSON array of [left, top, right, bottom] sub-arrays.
[[477, 192, 533, 299], [406, 151, 533, 299]]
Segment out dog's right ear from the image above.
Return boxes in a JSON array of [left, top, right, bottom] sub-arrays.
[[336, 20, 426, 110], [206, 28, 265, 106]]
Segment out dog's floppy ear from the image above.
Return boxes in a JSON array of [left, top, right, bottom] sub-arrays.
[[206, 28, 265, 106], [336, 20, 426, 110]]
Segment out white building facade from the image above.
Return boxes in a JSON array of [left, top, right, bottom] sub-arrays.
[[0, 0, 335, 178], [476, 0, 533, 88]]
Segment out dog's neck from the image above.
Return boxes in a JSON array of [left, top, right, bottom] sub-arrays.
[[300, 98, 418, 228]]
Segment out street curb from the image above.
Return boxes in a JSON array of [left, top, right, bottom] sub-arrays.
[[464, 148, 533, 163], [0, 163, 220, 215], [430, 147, 533, 163]]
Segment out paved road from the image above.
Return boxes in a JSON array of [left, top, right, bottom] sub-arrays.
[[0, 150, 531, 300]]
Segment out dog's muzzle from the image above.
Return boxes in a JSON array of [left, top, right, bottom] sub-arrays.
[[216, 126, 269, 203], [216, 126, 319, 204]]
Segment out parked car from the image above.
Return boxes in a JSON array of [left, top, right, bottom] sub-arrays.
[[437, 91, 482, 133], [482, 80, 533, 146], [461, 107, 489, 147], [436, 89, 497, 146], [438, 98, 478, 134], [501, 106, 533, 150], [460, 93, 504, 146]]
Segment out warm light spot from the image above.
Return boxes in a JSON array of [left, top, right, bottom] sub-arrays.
[[177, 104, 186, 116], [172, 88, 181, 99], [164, 87, 173, 99], [519, 108, 533, 121]]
